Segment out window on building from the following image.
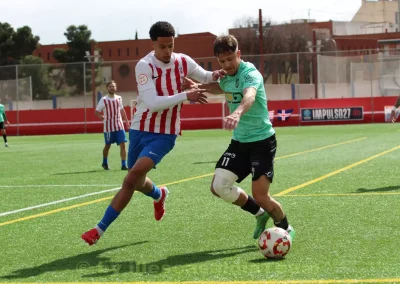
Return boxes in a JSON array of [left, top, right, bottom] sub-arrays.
[[199, 62, 204, 68], [136, 47, 139, 56], [47, 53, 50, 60], [38, 53, 41, 58], [109, 49, 112, 57], [118, 48, 121, 56], [127, 48, 130, 56], [207, 62, 212, 71]]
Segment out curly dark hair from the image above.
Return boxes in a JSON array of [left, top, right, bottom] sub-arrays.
[[149, 21, 175, 41], [106, 80, 116, 87], [214, 35, 238, 57]]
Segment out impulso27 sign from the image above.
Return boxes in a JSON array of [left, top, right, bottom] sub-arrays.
[[301, 107, 364, 122]]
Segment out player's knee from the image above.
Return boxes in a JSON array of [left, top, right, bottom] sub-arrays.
[[124, 168, 146, 189], [212, 168, 240, 203], [253, 192, 272, 207], [210, 181, 219, 197]]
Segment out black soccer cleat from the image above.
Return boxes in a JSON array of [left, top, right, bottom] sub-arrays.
[[102, 164, 110, 170], [121, 166, 128, 170]]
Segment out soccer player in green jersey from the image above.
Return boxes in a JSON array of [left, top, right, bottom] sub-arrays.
[[0, 99, 10, 147], [208, 35, 295, 241]]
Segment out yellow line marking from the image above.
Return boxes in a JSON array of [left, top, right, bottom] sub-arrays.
[[0, 197, 112, 227], [276, 144, 400, 196], [26, 279, 400, 284], [0, 137, 365, 227], [0, 174, 214, 228]]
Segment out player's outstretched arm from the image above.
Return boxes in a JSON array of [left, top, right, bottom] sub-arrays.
[[223, 87, 256, 130], [182, 77, 223, 95], [182, 54, 226, 84]]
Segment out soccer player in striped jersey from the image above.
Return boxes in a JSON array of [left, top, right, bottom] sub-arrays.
[[81, 21, 226, 245], [95, 80, 130, 170]]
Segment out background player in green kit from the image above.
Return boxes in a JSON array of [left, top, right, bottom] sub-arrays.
[[208, 35, 295, 241], [0, 98, 10, 147]]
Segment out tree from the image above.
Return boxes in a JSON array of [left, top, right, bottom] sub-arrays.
[[53, 25, 100, 96], [135, 30, 138, 40], [0, 22, 40, 100], [232, 17, 313, 84]]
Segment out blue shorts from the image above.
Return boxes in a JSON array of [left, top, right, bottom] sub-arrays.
[[128, 129, 177, 169], [104, 130, 127, 145]]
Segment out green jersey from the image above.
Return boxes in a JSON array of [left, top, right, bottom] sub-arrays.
[[0, 104, 6, 123], [219, 61, 275, 143]]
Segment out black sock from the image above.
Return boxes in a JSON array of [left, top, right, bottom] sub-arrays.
[[274, 215, 289, 230], [2, 134, 6, 143], [241, 196, 261, 215]]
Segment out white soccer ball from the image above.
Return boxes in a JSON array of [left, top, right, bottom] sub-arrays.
[[258, 227, 292, 259]]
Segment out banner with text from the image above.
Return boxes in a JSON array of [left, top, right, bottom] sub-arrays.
[[301, 107, 364, 122]]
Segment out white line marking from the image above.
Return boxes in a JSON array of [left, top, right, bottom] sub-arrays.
[[0, 187, 120, 217], [0, 184, 119, 188]]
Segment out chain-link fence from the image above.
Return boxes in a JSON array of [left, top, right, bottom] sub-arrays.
[[2, 48, 399, 134]]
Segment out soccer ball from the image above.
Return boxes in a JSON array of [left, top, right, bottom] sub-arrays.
[[258, 227, 292, 259]]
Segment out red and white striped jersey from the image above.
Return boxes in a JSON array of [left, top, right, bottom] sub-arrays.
[[96, 95, 125, 133], [132, 52, 202, 135]]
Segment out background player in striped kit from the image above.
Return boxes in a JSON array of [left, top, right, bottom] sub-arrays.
[[95, 80, 130, 170], [81, 21, 226, 245]]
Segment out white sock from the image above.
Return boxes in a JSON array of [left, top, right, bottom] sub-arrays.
[[255, 208, 265, 216], [95, 225, 104, 236]]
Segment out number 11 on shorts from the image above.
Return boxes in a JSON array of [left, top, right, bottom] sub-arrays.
[[222, 157, 230, 167]]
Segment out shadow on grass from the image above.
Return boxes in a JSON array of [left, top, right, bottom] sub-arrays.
[[52, 170, 107, 175], [81, 245, 258, 277], [356, 185, 400, 193], [192, 161, 218, 165], [248, 257, 286, 263], [1, 241, 147, 279]]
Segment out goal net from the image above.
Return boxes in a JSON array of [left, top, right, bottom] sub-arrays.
[[0, 76, 32, 101]]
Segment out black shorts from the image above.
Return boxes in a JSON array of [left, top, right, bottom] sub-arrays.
[[0, 122, 4, 130], [215, 134, 277, 183]]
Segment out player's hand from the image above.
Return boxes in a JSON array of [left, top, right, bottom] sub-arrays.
[[390, 109, 397, 123], [186, 88, 208, 104], [6, 121, 10, 125], [223, 112, 240, 130], [125, 121, 130, 130], [212, 69, 227, 81], [182, 77, 200, 90]]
